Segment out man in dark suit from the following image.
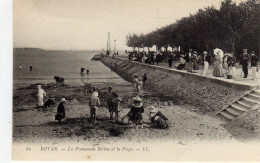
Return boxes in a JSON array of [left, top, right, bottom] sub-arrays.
[[240, 49, 250, 78]]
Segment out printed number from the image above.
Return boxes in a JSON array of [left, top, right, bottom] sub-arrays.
[[26, 147, 31, 151]]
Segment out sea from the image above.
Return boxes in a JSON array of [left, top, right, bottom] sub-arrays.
[[13, 49, 125, 88]]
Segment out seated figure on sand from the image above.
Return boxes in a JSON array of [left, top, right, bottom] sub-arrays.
[[148, 106, 169, 129], [121, 96, 144, 129], [55, 98, 67, 124]]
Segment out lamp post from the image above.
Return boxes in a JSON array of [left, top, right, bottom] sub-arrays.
[[114, 39, 116, 55]]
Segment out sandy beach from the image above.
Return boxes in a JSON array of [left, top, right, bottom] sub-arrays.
[[14, 80, 256, 146]]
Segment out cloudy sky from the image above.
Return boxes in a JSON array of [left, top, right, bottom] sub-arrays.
[[14, 0, 245, 50]]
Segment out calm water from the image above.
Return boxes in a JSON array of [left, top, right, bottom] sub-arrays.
[[13, 49, 124, 86]]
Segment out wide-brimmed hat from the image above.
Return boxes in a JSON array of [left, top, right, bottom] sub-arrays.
[[133, 96, 142, 102], [203, 51, 207, 55], [60, 98, 67, 102]]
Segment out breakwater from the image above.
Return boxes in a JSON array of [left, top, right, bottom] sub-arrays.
[[100, 56, 259, 113]]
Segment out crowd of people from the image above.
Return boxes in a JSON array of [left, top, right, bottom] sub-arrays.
[[35, 72, 168, 129], [127, 48, 259, 81]]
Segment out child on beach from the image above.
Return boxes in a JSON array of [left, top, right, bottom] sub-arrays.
[[112, 92, 122, 122], [55, 98, 67, 124], [105, 87, 114, 120], [148, 106, 168, 129], [37, 85, 46, 111], [129, 96, 144, 129], [89, 91, 100, 124]]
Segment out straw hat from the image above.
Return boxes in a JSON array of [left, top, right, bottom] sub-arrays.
[[203, 51, 207, 55], [60, 98, 67, 102]]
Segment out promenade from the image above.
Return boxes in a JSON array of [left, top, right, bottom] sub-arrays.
[[117, 55, 260, 87]]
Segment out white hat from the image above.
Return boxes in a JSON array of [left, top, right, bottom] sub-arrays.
[[37, 85, 42, 89], [133, 96, 142, 102], [92, 91, 98, 97], [60, 98, 67, 102], [148, 106, 158, 113]]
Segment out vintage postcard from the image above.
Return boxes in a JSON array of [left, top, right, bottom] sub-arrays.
[[11, 0, 260, 161]]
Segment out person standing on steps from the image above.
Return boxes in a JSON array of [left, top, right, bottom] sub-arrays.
[[250, 51, 259, 81], [240, 49, 250, 78]]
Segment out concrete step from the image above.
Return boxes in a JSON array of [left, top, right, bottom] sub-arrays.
[[226, 107, 241, 116], [219, 111, 235, 120], [231, 103, 248, 112], [252, 90, 260, 96], [242, 97, 260, 105], [247, 94, 260, 101], [237, 100, 253, 108]]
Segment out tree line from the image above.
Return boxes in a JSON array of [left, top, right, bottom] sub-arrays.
[[126, 0, 260, 57]]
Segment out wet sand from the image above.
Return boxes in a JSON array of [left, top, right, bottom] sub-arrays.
[[13, 80, 247, 146]]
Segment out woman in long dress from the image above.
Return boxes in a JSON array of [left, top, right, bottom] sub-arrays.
[[213, 51, 224, 77]]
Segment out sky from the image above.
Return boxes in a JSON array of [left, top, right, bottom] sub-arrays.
[[13, 0, 246, 50]]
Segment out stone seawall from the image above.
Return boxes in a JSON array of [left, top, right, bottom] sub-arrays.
[[100, 57, 258, 114]]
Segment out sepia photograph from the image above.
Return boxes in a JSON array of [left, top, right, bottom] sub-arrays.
[[9, 0, 260, 161]]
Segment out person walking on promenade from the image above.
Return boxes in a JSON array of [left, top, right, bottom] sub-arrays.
[[185, 49, 193, 73], [55, 98, 67, 124], [129, 96, 144, 129], [19, 64, 22, 70], [30, 65, 33, 71], [250, 51, 259, 81], [168, 53, 173, 68], [105, 87, 114, 120], [150, 52, 155, 65], [89, 91, 100, 123], [192, 51, 199, 70], [213, 49, 224, 77], [37, 85, 46, 111], [202, 51, 211, 76], [227, 53, 236, 79], [240, 49, 250, 78], [156, 53, 161, 66]]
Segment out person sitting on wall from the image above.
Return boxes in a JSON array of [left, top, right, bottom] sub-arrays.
[[148, 106, 168, 129]]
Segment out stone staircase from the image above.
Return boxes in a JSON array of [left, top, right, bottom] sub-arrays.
[[217, 89, 260, 121]]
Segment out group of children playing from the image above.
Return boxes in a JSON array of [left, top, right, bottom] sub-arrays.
[[88, 74, 169, 129]]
